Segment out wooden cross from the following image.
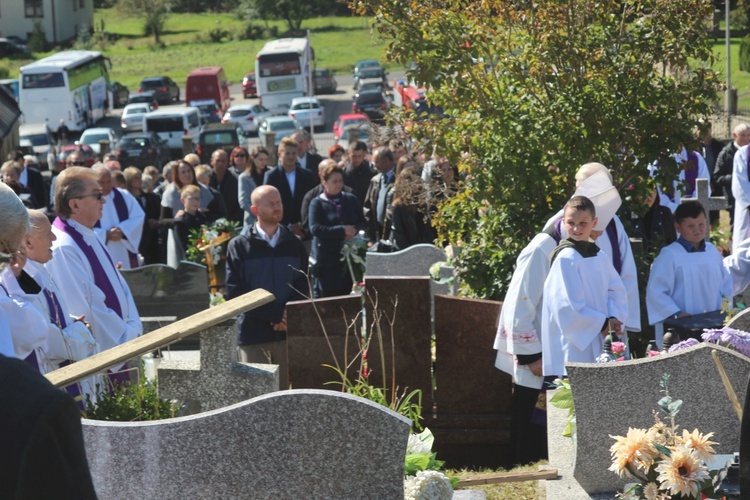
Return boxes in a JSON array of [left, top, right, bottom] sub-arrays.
[[681, 178, 729, 240], [198, 233, 233, 293]]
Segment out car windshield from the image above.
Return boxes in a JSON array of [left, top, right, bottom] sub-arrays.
[[360, 83, 383, 92], [22, 133, 49, 146], [227, 109, 250, 118], [268, 120, 295, 131], [202, 132, 236, 145], [120, 137, 149, 148], [359, 68, 384, 78], [126, 107, 148, 115], [342, 119, 367, 129], [291, 102, 319, 110], [81, 134, 108, 143]]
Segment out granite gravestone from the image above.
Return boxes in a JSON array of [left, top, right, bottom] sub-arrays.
[[286, 294, 363, 390], [120, 262, 209, 319], [432, 294, 511, 469], [565, 343, 750, 495], [157, 319, 278, 414], [365, 243, 454, 296], [682, 178, 729, 240], [83, 390, 411, 499], [728, 307, 750, 333]]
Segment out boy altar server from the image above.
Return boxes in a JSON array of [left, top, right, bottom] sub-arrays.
[[541, 195, 628, 377], [647, 200, 732, 347]]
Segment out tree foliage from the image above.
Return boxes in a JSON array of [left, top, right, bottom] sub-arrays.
[[353, 0, 721, 300], [117, 0, 170, 44], [242, 0, 332, 34]]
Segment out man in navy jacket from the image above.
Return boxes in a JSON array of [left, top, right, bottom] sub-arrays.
[[225, 185, 308, 389]]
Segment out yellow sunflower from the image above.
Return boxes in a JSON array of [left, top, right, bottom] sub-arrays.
[[609, 428, 657, 476], [655, 445, 710, 498], [675, 429, 717, 463]]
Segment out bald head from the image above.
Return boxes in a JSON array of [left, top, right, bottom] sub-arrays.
[[250, 185, 283, 227]]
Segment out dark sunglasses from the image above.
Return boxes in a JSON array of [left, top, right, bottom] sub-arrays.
[[235, 153, 248, 158], [75, 192, 104, 201], [68, 161, 87, 166]]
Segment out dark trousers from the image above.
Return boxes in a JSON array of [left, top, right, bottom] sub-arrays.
[[509, 383, 548, 467]]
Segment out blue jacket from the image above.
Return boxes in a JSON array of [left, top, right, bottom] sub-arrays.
[[225, 224, 309, 345]]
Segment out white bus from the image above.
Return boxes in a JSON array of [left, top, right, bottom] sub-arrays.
[[255, 38, 313, 112], [19, 50, 111, 132]]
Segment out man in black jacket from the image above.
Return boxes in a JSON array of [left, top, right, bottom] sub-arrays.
[[714, 123, 750, 225], [343, 140, 375, 206], [263, 137, 318, 239], [291, 130, 323, 174], [225, 185, 308, 389]]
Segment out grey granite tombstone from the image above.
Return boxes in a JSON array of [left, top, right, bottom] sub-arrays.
[[728, 305, 750, 333], [120, 262, 209, 319], [157, 319, 278, 413], [365, 243, 454, 295], [83, 389, 411, 499], [565, 343, 750, 495]]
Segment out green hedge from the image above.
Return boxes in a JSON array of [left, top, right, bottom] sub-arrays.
[[740, 35, 750, 72]]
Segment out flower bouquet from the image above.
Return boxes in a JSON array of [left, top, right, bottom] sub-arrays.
[[609, 374, 728, 499], [404, 428, 455, 500]]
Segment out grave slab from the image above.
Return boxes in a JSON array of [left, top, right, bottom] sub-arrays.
[[120, 262, 209, 319], [286, 294, 363, 390], [83, 389, 411, 499], [158, 319, 278, 413], [365, 243, 453, 296], [728, 307, 750, 333], [566, 343, 750, 495]]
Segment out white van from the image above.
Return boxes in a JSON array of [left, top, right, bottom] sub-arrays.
[[142, 107, 201, 155], [19, 122, 54, 169]]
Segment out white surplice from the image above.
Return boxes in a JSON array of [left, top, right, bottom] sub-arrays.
[[47, 218, 142, 359], [646, 241, 732, 347], [493, 233, 556, 389], [657, 148, 711, 213], [543, 212, 640, 333], [724, 236, 750, 295], [94, 188, 145, 270], [13, 260, 96, 373], [0, 266, 49, 360], [733, 145, 750, 253], [541, 246, 628, 377]]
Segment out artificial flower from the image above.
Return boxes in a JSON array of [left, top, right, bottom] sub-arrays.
[[675, 429, 717, 463], [667, 338, 700, 353], [647, 350, 662, 357], [654, 445, 710, 498], [611, 341, 626, 355], [641, 481, 660, 500], [609, 428, 657, 476], [407, 433, 432, 455], [404, 470, 453, 500]]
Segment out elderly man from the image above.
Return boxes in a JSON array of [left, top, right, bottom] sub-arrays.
[[92, 164, 144, 270], [225, 185, 308, 389], [263, 137, 317, 239], [46, 167, 142, 386], [209, 149, 242, 223], [291, 130, 323, 173]]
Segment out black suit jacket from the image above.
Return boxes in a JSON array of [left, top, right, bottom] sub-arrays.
[[303, 151, 324, 174], [263, 165, 318, 226], [24, 167, 47, 209], [210, 169, 243, 224]]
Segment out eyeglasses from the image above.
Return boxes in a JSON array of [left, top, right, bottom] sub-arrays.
[[235, 154, 247, 158], [74, 192, 104, 201], [68, 161, 86, 166]]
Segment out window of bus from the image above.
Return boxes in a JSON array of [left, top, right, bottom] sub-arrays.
[[68, 61, 107, 91], [258, 54, 301, 77], [22, 73, 64, 89], [25, 0, 43, 17]]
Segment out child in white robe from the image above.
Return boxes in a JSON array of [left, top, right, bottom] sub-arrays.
[[647, 200, 733, 348], [541, 196, 628, 377]]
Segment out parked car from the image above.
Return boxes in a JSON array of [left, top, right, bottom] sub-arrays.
[[313, 68, 337, 95], [221, 104, 272, 134], [353, 64, 387, 90], [190, 99, 222, 125], [109, 81, 130, 108], [353, 59, 381, 79], [333, 113, 368, 140], [0, 38, 27, 57], [121, 103, 152, 132], [138, 76, 180, 105], [127, 91, 158, 109], [339, 124, 373, 145], [116, 132, 171, 169], [288, 97, 325, 132], [242, 72, 257, 98], [5, 36, 28, 53], [19, 123, 54, 170], [352, 89, 390, 123], [196, 123, 247, 163], [58, 144, 97, 168], [79, 127, 118, 156], [258, 116, 301, 146]]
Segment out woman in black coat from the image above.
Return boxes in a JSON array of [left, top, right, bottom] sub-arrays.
[[124, 167, 164, 264], [309, 162, 366, 298]]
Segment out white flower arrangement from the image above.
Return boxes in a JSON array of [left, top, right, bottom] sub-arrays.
[[404, 428, 455, 499], [404, 470, 453, 500]]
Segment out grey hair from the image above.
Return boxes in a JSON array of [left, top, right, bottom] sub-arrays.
[[0, 181, 31, 253], [54, 167, 100, 218], [734, 123, 750, 135]]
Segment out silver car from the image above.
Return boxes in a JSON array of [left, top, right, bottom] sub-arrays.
[[258, 116, 301, 146], [121, 103, 152, 132], [221, 104, 272, 134], [288, 97, 325, 132]]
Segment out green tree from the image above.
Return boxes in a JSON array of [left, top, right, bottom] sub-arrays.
[[117, 0, 170, 44], [353, 0, 721, 300], [28, 18, 47, 53], [242, 0, 330, 34]]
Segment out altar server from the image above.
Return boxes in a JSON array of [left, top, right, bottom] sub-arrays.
[[46, 167, 142, 387], [724, 236, 750, 295], [92, 164, 145, 270], [647, 200, 732, 347], [541, 195, 628, 377]]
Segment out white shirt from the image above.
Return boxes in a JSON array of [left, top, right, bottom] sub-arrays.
[[94, 188, 145, 270], [255, 223, 281, 248], [285, 169, 297, 196], [0, 267, 48, 359], [733, 145, 750, 253]]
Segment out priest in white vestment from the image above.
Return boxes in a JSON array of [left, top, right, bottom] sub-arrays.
[[46, 167, 142, 388], [733, 144, 750, 254], [647, 201, 732, 347], [655, 146, 711, 213], [724, 236, 750, 295], [92, 165, 144, 270]]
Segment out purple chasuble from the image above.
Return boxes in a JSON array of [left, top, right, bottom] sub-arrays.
[[683, 150, 699, 196], [95, 189, 139, 269], [53, 217, 123, 318]]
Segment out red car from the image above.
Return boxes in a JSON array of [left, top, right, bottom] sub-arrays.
[[333, 113, 368, 140], [58, 144, 97, 168], [242, 72, 257, 98]]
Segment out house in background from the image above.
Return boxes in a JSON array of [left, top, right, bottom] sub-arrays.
[[0, 0, 93, 45]]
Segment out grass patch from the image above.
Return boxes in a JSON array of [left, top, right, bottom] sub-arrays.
[[447, 462, 546, 500], [0, 11, 393, 90], [711, 38, 750, 110]]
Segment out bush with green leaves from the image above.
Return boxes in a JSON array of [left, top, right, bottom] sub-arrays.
[[355, 0, 721, 300], [84, 372, 178, 422], [28, 19, 47, 54]]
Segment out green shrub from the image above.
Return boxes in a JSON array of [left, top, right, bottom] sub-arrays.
[[238, 22, 263, 41], [262, 26, 279, 39], [28, 18, 47, 53], [84, 372, 178, 422], [0, 67, 9, 79], [208, 27, 229, 43], [741, 36, 750, 72]]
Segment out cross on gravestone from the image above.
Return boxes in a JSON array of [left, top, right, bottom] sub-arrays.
[[682, 178, 729, 240], [157, 319, 278, 414]]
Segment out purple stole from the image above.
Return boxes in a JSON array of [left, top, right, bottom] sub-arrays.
[[96, 189, 139, 269], [43, 286, 85, 403], [682, 150, 699, 196], [53, 217, 123, 318]]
